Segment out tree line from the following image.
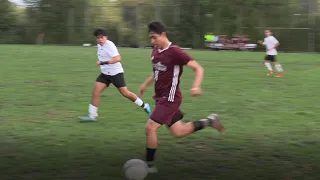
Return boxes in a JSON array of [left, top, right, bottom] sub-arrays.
[[0, 0, 319, 51]]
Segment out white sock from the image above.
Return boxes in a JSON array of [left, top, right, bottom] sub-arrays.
[[88, 104, 98, 118], [275, 64, 283, 72], [134, 98, 147, 108], [264, 62, 273, 71]]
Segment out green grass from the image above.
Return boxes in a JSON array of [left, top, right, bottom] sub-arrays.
[[0, 45, 319, 180]]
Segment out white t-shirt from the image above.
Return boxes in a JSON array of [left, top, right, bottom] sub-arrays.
[[263, 36, 279, 55], [97, 40, 124, 76]]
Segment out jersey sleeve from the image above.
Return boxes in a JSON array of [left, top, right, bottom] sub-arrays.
[[173, 47, 193, 65], [107, 41, 120, 57]]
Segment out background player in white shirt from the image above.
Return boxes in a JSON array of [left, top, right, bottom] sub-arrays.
[[258, 30, 284, 77], [79, 29, 151, 122]]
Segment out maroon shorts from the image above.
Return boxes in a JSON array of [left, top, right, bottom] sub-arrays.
[[150, 99, 184, 127]]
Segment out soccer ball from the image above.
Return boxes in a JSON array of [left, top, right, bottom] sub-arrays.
[[123, 159, 148, 180]]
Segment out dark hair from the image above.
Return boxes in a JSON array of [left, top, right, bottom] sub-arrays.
[[93, 28, 108, 37], [148, 21, 166, 35]]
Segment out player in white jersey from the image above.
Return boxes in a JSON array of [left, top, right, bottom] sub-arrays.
[[79, 29, 151, 122], [258, 30, 284, 77]]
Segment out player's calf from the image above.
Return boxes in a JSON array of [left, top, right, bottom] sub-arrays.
[[91, 91, 100, 107], [118, 87, 152, 116], [264, 60, 273, 76], [79, 82, 106, 122], [273, 62, 284, 77], [145, 120, 161, 173]]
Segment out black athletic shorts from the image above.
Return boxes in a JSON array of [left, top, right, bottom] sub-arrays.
[[265, 55, 276, 62], [96, 73, 126, 88]]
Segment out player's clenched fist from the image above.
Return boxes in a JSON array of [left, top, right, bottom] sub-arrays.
[[190, 87, 202, 96], [139, 85, 146, 97], [96, 61, 101, 66]]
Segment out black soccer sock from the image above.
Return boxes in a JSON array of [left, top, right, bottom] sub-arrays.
[[146, 147, 156, 166], [193, 120, 207, 132]]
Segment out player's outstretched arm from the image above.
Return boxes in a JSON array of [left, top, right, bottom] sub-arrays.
[[139, 73, 154, 97], [186, 60, 204, 96], [258, 40, 265, 46]]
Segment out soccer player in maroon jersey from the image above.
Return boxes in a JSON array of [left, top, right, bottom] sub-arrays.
[[139, 21, 225, 173]]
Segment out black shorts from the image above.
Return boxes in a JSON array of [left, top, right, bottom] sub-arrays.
[[265, 55, 276, 62], [96, 73, 126, 88]]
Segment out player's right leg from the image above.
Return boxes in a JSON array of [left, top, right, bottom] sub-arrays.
[[264, 56, 274, 76], [145, 119, 161, 173], [144, 99, 175, 173], [79, 73, 109, 122]]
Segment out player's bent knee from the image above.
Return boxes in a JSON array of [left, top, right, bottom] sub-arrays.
[[118, 87, 131, 97], [145, 119, 161, 135], [93, 82, 106, 94], [145, 126, 156, 136], [145, 124, 157, 133]]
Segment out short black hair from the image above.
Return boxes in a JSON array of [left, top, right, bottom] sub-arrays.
[[148, 21, 166, 35], [93, 28, 108, 37]]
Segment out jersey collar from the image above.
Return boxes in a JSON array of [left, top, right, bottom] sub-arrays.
[[158, 42, 172, 53]]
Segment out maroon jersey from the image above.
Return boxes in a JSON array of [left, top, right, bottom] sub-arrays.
[[151, 43, 193, 102]]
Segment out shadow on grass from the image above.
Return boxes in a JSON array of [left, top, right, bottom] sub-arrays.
[[0, 137, 319, 180]]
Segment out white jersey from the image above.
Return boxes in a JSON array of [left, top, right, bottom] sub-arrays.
[[97, 40, 124, 76], [263, 36, 279, 55]]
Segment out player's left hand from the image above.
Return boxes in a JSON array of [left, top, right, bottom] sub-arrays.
[[139, 84, 147, 97], [96, 61, 102, 66], [190, 88, 202, 96]]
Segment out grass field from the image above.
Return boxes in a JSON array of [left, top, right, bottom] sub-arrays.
[[0, 45, 319, 180]]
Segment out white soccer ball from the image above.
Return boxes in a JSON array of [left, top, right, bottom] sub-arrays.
[[123, 159, 148, 180]]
